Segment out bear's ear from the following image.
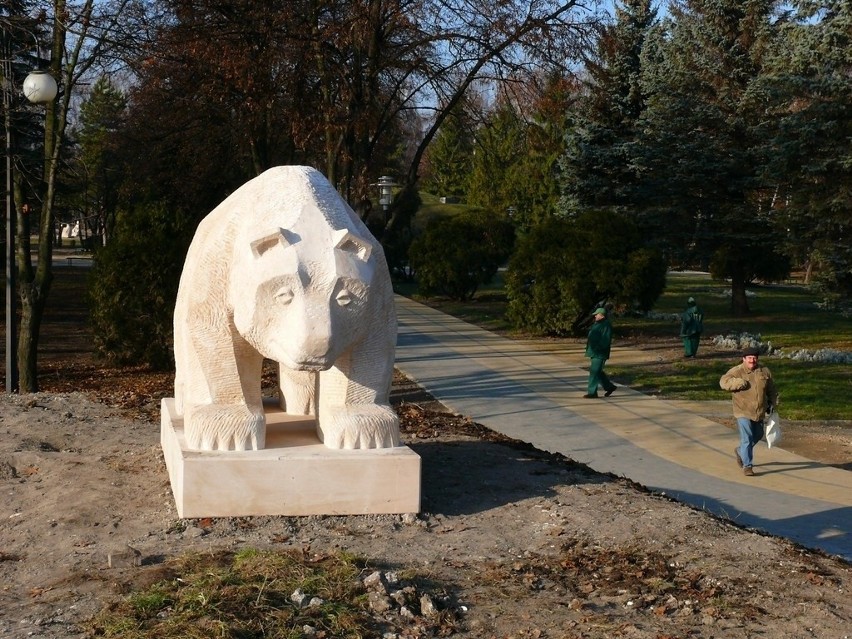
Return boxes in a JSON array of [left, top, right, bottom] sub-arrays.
[[250, 228, 298, 259], [333, 229, 371, 262]]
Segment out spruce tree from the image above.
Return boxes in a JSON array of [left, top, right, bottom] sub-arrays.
[[421, 105, 475, 201], [757, 0, 852, 304], [635, 0, 790, 314], [559, 0, 657, 217], [468, 77, 570, 233], [76, 78, 128, 245], [467, 103, 524, 211]]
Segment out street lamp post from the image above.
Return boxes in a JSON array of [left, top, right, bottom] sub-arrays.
[[4, 52, 57, 393]]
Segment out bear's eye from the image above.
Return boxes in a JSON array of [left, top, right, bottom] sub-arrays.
[[275, 287, 294, 305], [336, 289, 352, 306]]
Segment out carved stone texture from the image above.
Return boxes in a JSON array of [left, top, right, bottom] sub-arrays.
[[173, 166, 400, 451]]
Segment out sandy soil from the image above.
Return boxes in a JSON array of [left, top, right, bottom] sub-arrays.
[[1, 265, 850, 638]]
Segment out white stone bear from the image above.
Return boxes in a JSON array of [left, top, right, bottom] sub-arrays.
[[173, 165, 400, 451]]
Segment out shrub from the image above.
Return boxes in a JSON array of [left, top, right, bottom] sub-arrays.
[[810, 246, 852, 310], [623, 248, 669, 312], [409, 210, 514, 300], [506, 211, 667, 335], [709, 242, 791, 286], [88, 202, 193, 369], [382, 185, 423, 281]]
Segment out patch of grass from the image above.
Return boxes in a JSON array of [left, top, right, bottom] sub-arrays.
[[607, 360, 725, 401], [399, 269, 513, 333], [619, 272, 852, 350], [128, 588, 172, 617], [88, 549, 373, 638], [415, 192, 470, 231], [608, 359, 852, 419], [611, 273, 852, 419]]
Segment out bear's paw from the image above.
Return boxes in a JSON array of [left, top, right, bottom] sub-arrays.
[[318, 405, 400, 450], [184, 404, 266, 451]]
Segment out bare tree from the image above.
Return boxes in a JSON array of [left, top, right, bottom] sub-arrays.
[[305, 0, 602, 236], [120, 0, 601, 212], [10, 0, 141, 391]]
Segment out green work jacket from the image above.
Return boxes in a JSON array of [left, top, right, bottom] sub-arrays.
[[585, 318, 612, 360], [680, 306, 704, 337]]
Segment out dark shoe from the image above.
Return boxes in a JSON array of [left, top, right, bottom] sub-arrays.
[[604, 387, 616, 397], [582, 393, 599, 399], [734, 448, 743, 468], [743, 467, 755, 477]]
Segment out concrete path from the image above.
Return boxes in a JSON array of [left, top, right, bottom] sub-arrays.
[[393, 296, 852, 562]]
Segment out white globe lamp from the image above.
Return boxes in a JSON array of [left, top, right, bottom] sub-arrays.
[[22, 70, 57, 104]]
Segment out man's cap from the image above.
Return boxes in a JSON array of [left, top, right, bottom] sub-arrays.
[[687, 296, 696, 304], [593, 307, 607, 316], [742, 346, 760, 357]]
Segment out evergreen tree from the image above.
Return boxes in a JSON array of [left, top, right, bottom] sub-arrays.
[[468, 75, 572, 232], [409, 210, 514, 301], [505, 211, 666, 335], [634, 0, 790, 314], [421, 104, 475, 201], [559, 0, 657, 218], [88, 202, 192, 369], [76, 77, 128, 245], [467, 103, 526, 212], [756, 0, 852, 305]]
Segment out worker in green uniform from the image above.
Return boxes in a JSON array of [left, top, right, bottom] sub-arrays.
[[679, 296, 704, 358], [584, 307, 617, 399]]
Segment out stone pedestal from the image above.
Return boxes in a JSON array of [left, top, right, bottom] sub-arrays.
[[161, 399, 421, 518]]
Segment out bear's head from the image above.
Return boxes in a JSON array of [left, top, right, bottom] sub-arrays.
[[230, 199, 378, 372]]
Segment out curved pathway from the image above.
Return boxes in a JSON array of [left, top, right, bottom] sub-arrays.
[[394, 296, 852, 562]]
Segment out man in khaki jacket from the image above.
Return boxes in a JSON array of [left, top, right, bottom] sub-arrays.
[[719, 347, 779, 476]]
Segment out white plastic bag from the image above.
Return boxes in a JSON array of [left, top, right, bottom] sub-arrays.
[[765, 410, 782, 448]]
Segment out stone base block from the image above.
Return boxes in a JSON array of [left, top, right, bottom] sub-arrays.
[[160, 398, 421, 518]]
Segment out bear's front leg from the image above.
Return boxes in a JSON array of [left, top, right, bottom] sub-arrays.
[[184, 403, 266, 451]]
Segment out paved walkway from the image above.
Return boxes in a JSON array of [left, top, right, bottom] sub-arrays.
[[393, 296, 852, 562]]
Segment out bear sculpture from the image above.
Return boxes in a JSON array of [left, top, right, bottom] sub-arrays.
[[173, 166, 400, 451]]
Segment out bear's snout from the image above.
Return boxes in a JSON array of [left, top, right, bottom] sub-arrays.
[[273, 320, 337, 371]]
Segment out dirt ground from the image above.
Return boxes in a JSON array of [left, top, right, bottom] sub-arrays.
[[1, 265, 851, 639]]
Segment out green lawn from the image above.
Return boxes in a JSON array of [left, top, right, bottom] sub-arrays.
[[414, 192, 470, 231], [399, 271, 852, 421], [617, 272, 852, 351]]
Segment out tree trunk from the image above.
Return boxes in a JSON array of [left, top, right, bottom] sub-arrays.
[[16, 274, 50, 392], [730, 275, 750, 316], [12, 169, 41, 392], [15, 0, 70, 392]]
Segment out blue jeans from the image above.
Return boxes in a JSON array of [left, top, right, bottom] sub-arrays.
[[587, 357, 616, 396], [736, 417, 765, 468]]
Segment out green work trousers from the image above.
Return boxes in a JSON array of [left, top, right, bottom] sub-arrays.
[[683, 335, 700, 357], [587, 357, 615, 396]]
